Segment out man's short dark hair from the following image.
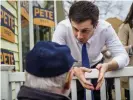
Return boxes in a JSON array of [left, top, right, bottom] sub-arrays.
[[69, 1, 99, 27]]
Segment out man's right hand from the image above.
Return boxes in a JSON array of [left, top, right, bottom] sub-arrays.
[[73, 67, 94, 90]]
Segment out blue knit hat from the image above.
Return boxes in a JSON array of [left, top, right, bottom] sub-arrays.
[[26, 41, 75, 77]]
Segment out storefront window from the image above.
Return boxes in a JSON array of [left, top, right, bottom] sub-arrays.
[[21, 1, 30, 70], [33, 1, 54, 44]]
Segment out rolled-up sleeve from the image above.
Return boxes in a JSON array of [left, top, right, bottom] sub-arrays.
[[104, 25, 129, 69], [52, 22, 67, 45]]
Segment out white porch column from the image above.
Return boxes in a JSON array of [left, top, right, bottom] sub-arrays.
[[1, 65, 15, 100]]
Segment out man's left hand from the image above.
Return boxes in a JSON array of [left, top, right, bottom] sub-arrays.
[[95, 63, 109, 90], [73, 67, 94, 90]]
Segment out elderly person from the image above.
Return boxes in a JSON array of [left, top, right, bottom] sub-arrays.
[[17, 41, 91, 100]]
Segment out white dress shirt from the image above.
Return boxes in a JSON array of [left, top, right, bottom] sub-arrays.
[[52, 19, 129, 68]]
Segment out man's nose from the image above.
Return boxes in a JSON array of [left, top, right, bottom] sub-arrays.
[[77, 32, 83, 39]]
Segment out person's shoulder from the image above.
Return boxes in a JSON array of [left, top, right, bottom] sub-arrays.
[[95, 19, 111, 33], [120, 23, 130, 30], [97, 19, 111, 29], [58, 19, 71, 27]]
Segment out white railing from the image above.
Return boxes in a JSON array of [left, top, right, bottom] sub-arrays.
[[1, 65, 25, 100], [71, 67, 133, 100], [1, 65, 133, 100]]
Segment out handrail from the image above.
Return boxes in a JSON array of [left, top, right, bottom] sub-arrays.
[[1, 64, 15, 71], [1, 66, 133, 100], [71, 67, 133, 100], [72, 67, 133, 79]]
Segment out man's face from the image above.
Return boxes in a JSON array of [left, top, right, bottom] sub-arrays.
[[71, 20, 95, 44]]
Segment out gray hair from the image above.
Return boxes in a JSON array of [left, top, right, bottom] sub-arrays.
[[24, 72, 67, 91]]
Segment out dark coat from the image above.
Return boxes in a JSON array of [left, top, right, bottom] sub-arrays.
[[17, 86, 71, 100]]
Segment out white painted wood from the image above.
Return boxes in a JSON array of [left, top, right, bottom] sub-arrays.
[[115, 78, 121, 100], [54, 0, 57, 26], [15, 83, 21, 100], [129, 77, 133, 100], [29, 1, 34, 50], [1, 1, 17, 18], [71, 67, 133, 100], [1, 65, 15, 71], [1, 65, 14, 100], [7, 0, 17, 9], [86, 80, 92, 100], [15, 61, 20, 71], [15, 18, 18, 28], [85, 89, 92, 100], [14, 52, 19, 61], [71, 80, 77, 100], [9, 72, 25, 82], [1, 0, 19, 72], [85, 80, 92, 100], [100, 80, 106, 100], [15, 35, 18, 43], [1, 40, 19, 52], [15, 26, 18, 35], [18, 0, 23, 72], [1, 71, 10, 100], [83, 67, 133, 79], [11, 82, 16, 100], [2, 67, 133, 100]]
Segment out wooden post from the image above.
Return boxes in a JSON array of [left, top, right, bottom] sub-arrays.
[[1, 65, 15, 100]]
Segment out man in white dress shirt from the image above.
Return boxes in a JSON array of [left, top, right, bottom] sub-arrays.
[[52, 1, 129, 100]]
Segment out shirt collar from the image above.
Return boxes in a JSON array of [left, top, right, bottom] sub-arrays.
[[87, 28, 98, 44]]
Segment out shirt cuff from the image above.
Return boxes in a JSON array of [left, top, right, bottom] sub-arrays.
[[113, 54, 129, 69]]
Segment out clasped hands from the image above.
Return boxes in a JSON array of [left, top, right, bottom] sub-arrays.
[[73, 63, 109, 90]]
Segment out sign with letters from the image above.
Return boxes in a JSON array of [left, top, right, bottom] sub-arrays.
[[0, 49, 15, 65], [0, 6, 15, 43], [33, 6, 55, 27]]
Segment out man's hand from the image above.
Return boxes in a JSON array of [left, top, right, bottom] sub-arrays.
[[73, 67, 94, 90], [95, 63, 109, 90]]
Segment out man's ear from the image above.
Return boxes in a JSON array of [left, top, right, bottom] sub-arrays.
[[94, 21, 98, 28], [63, 68, 74, 90]]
